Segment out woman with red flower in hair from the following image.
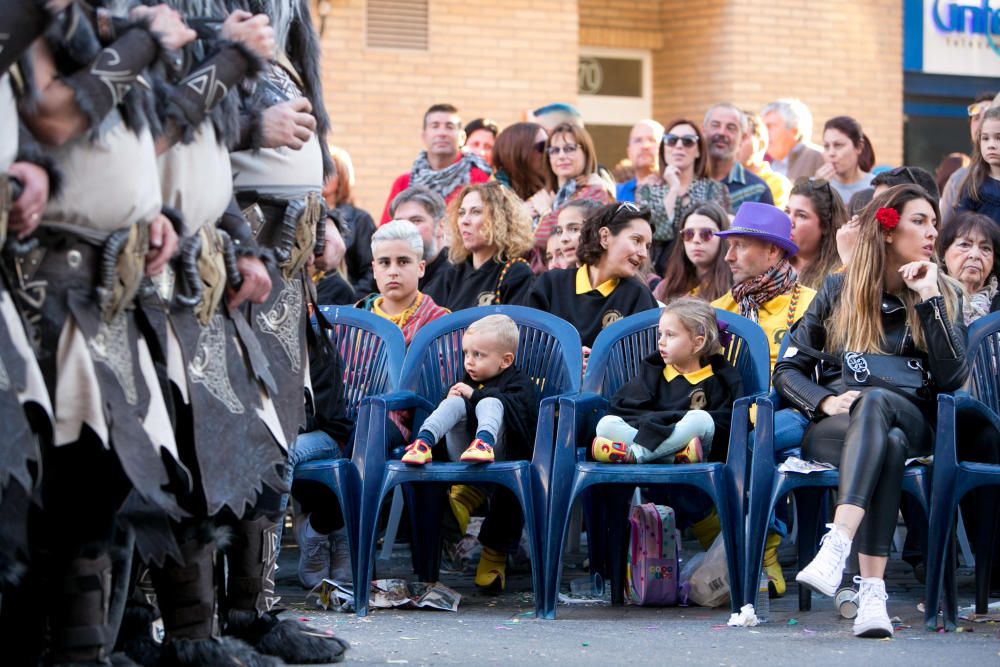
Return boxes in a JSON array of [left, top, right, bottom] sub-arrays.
[[772, 184, 967, 639]]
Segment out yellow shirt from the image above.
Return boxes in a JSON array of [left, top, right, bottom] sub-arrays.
[[757, 164, 792, 209], [711, 286, 817, 373]]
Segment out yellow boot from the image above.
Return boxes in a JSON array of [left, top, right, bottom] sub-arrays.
[[474, 546, 507, 592], [691, 509, 721, 551], [763, 532, 786, 597], [448, 485, 486, 535]]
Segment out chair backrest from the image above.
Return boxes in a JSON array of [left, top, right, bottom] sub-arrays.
[[583, 307, 771, 400], [400, 305, 582, 401], [316, 305, 407, 421], [965, 311, 1000, 412]]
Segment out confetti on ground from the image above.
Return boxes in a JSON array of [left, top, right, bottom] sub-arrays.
[[582, 643, 589, 647], [802, 629, 816, 635], [787, 618, 798, 625], [495, 626, 512, 631]]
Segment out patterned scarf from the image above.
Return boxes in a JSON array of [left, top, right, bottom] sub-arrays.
[[730, 259, 798, 323], [409, 151, 491, 200], [964, 275, 998, 325], [552, 178, 578, 213]]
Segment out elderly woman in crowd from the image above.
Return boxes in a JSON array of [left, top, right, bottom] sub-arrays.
[[424, 181, 535, 310], [785, 178, 848, 289], [940, 211, 1000, 324], [653, 202, 732, 302], [637, 119, 730, 274]]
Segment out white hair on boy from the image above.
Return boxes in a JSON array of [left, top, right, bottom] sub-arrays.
[[371, 219, 424, 257], [466, 314, 519, 354]]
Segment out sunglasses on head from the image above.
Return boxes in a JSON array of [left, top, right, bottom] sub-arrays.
[[681, 228, 715, 242], [616, 201, 641, 215], [664, 134, 699, 148], [969, 101, 992, 117]]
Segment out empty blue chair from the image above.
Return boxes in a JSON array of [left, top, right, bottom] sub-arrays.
[[925, 311, 1000, 630], [293, 306, 406, 603], [355, 305, 582, 617], [543, 308, 770, 618]]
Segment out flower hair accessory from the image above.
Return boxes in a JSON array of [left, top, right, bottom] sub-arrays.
[[875, 207, 900, 231]]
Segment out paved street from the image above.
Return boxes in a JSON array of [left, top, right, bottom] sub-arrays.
[[275, 536, 1000, 666]]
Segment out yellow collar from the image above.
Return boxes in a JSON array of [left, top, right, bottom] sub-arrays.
[[373, 293, 423, 327], [575, 265, 619, 297], [663, 363, 714, 385]]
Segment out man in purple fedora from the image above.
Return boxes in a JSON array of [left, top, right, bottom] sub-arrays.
[[709, 201, 817, 599]]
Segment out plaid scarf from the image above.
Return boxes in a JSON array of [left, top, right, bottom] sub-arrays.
[[964, 275, 998, 325], [730, 259, 798, 323], [409, 151, 491, 200]]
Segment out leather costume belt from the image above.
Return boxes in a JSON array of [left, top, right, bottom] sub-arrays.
[[13, 224, 149, 323], [236, 191, 324, 280]]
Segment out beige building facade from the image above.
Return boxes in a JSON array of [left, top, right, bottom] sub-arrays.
[[317, 0, 903, 216]]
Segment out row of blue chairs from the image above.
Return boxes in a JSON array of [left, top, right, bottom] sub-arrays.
[[295, 304, 1000, 626]]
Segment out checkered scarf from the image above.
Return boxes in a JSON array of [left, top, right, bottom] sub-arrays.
[[409, 151, 491, 200]]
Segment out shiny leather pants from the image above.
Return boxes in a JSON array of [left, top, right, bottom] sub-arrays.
[[802, 388, 932, 556]]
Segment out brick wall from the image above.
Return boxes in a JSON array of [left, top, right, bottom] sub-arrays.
[[317, 0, 578, 216], [318, 0, 903, 215], [583, 0, 904, 166]]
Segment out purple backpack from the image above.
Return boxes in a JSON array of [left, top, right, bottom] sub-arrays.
[[626, 503, 680, 606]]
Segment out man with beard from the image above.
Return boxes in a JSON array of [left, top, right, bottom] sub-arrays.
[[615, 119, 664, 203], [4, 4, 195, 663], [225, 0, 349, 662], [704, 103, 774, 212]]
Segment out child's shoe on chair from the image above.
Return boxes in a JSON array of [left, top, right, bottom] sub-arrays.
[[460, 439, 494, 463], [591, 437, 634, 463], [673, 437, 703, 464], [475, 546, 507, 593], [402, 440, 433, 465]]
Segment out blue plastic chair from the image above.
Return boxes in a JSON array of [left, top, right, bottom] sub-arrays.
[[743, 390, 937, 612], [292, 306, 406, 603], [354, 305, 583, 617], [543, 308, 770, 618], [925, 311, 1000, 630]]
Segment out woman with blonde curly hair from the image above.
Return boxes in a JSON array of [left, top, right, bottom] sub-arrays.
[[424, 181, 535, 310]]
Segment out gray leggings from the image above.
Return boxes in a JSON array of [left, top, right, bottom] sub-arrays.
[[420, 396, 507, 460]]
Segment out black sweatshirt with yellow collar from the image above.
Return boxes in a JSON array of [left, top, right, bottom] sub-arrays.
[[608, 352, 743, 462], [528, 265, 658, 347]]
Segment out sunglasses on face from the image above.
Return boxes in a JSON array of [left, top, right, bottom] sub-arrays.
[[547, 144, 579, 156], [664, 134, 699, 148], [681, 228, 715, 242], [533, 141, 547, 154]]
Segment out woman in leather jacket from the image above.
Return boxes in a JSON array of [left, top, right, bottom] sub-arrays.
[[772, 184, 968, 638]]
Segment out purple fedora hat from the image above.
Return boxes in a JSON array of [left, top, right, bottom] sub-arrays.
[[715, 202, 799, 256]]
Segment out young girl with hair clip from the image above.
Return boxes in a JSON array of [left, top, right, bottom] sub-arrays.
[[956, 105, 1000, 225], [591, 297, 743, 465], [774, 184, 967, 639]]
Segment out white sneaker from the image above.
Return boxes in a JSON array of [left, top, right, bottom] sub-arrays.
[[795, 523, 852, 597], [298, 520, 331, 589], [328, 527, 352, 583], [853, 576, 893, 638]]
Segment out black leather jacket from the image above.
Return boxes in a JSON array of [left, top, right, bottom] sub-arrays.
[[773, 273, 968, 419]]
